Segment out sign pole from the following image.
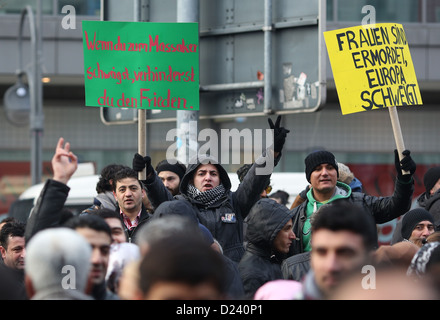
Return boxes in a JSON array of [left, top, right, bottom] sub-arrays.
[[136, 0, 146, 181], [138, 109, 146, 180], [388, 105, 409, 175], [176, 0, 199, 165]]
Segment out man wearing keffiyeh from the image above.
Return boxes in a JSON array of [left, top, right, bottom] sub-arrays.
[[133, 116, 290, 263]]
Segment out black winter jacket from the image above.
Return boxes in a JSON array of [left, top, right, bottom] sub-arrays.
[[24, 179, 70, 243], [115, 204, 152, 243], [281, 251, 311, 282], [238, 198, 294, 299], [145, 152, 280, 263]]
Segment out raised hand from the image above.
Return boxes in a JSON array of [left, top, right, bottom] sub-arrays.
[[52, 137, 78, 184], [268, 115, 290, 153]]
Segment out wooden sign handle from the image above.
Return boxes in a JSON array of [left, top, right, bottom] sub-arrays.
[[388, 106, 410, 175]]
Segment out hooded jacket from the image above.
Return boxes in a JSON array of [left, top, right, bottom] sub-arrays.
[[417, 190, 440, 226], [94, 191, 118, 211], [145, 152, 280, 263], [238, 198, 294, 299], [291, 178, 414, 255]]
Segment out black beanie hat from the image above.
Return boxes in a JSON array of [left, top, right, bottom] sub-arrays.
[[401, 208, 434, 240], [424, 167, 440, 196], [155, 160, 186, 181], [304, 150, 339, 182]]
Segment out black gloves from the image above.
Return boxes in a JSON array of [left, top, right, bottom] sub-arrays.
[[268, 115, 290, 153], [133, 153, 154, 176], [394, 149, 416, 182]]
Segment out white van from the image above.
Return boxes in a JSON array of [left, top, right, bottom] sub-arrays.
[[9, 163, 99, 223]]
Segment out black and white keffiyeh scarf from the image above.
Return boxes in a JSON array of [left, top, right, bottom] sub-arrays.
[[187, 183, 226, 207], [407, 241, 440, 278]]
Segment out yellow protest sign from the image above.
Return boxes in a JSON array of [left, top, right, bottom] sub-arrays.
[[324, 23, 422, 115]]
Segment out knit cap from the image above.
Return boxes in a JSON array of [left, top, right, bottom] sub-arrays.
[[304, 150, 339, 182], [424, 167, 440, 196], [155, 160, 186, 181], [401, 208, 434, 240]]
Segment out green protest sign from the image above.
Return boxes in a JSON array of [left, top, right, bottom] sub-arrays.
[[82, 21, 199, 110]]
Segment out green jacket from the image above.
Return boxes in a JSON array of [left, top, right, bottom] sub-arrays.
[[301, 181, 351, 251]]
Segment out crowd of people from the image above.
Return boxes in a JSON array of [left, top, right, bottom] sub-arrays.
[[1, 115, 440, 301]]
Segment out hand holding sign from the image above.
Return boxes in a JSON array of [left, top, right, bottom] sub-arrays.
[[133, 153, 154, 179], [394, 149, 416, 182]]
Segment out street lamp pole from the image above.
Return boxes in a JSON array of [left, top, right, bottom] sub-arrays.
[[19, 2, 44, 185]]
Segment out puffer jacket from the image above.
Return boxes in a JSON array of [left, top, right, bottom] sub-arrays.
[[238, 198, 294, 299], [291, 178, 414, 255], [145, 151, 280, 263]]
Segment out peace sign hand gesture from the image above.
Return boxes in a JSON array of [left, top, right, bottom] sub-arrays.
[[268, 115, 290, 153]]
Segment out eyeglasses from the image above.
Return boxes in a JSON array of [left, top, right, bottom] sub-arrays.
[[265, 185, 272, 194]]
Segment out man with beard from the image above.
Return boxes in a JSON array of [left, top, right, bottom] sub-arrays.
[[155, 159, 186, 196]]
